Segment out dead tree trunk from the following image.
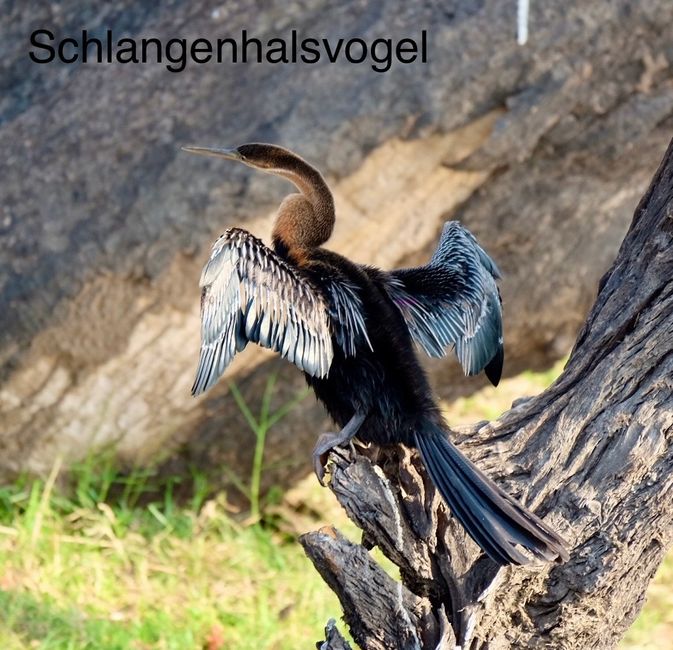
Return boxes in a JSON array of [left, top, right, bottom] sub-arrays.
[[302, 137, 673, 649]]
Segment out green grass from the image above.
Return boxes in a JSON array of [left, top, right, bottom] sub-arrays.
[[0, 360, 670, 648], [621, 553, 673, 649], [0, 461, 347, 650], [226, 375, 310, 522]]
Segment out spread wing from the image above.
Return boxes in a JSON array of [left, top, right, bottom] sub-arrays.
[[192, 228, 334, 395], [388, 221, 504, 385]]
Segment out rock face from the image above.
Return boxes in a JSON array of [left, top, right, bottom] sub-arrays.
[[2, 1, 673, 489]]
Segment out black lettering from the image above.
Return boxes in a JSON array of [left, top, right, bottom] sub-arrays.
[[216, 38, 237, 63], [28, 31, 427, 72], [396, 38, 417, 64], [241, 30, 262, 63], [345, 38, 367, 64], [291, 29, 297, 63], [58, 37, 79, 64], [266, 38, 288, 63], [141, 37, 163, 63], [165, 38, 187, 72], [191, 38, 212, 64], [81, 29, 102, 63], [322, 38, 344, 63], [300, 38, 320, 64], [29, 29, 55, 63], [370, 38, 392, 73], [116, 38, 139, 64]]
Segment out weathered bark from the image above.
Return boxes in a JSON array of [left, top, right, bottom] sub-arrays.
[[301, 138, 673, 648], [2, 1, 673, 490]]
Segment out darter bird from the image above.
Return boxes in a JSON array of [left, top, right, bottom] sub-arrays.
[[183, 142, 568, 565]]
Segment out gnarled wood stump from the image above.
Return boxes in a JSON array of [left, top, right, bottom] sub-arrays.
[[303, 137, 673, 649]]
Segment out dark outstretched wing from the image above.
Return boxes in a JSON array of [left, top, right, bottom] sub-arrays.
[[388, 221, 504, 385], [192, 228, 334, 395]]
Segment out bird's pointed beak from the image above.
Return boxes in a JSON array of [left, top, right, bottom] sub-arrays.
[[181, 145, 243, 161]]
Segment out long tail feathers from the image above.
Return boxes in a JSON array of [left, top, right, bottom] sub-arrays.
[[415, 423, 569, 565]]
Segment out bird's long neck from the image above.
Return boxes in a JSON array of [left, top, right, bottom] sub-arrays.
[[270, 157, 335, 256]]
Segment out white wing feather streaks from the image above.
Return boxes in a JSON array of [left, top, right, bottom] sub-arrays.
[[327, 281, 372, 357], [192, 228, 334, 395], [388, 221, 503, 377]]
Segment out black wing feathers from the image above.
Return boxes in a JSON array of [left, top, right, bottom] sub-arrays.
[[388, 221, 504, 385]]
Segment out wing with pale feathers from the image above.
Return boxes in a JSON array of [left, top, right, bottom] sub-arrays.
[[387, 221, 504, 384], [327, 279, 372, 357], [192, 228, 334, 395]]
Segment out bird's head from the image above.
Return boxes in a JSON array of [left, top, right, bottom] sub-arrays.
[[182, 142, 335, 251], [181, 143, 300, 174]]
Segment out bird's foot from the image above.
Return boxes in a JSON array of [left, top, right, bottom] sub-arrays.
[[313, 431, 345, 485], [312, 413, 366, 485]]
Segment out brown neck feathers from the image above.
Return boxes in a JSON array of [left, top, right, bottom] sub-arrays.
[[268, 153, 335, 254]]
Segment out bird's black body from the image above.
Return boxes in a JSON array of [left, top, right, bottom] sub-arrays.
[[297, 248, 437, 448], [184, 142, 569, 566]]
